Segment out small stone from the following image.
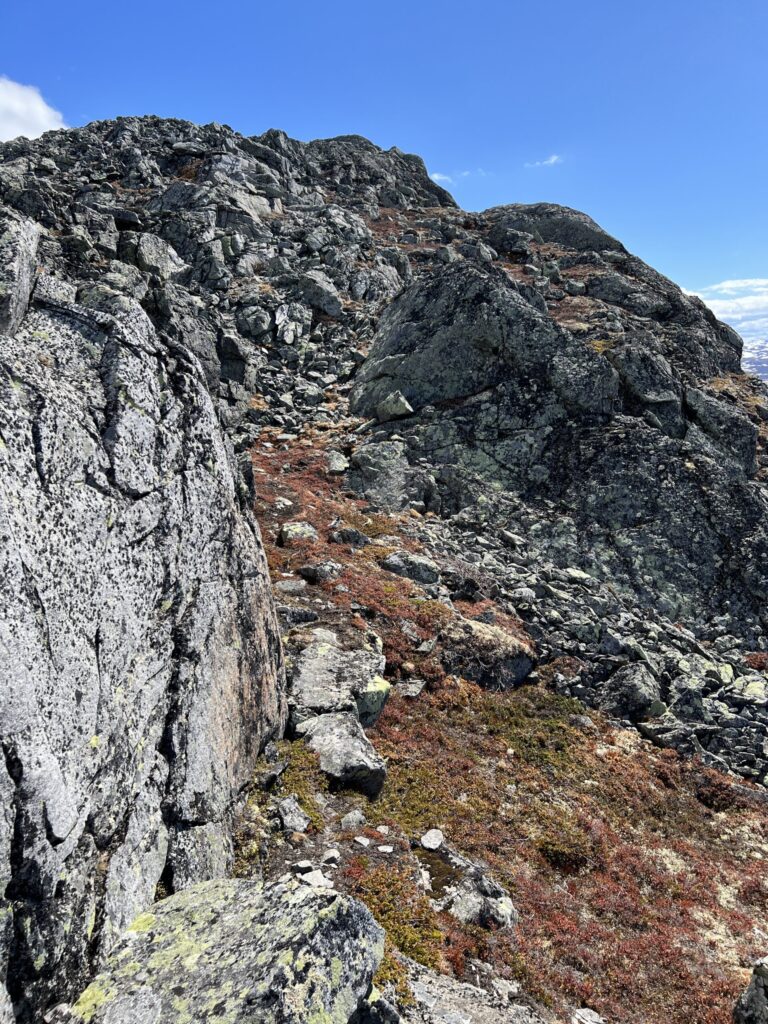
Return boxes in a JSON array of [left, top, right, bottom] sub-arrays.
[[420, 828, 445, 851], [380, 550, 440, 585], [301, 869, 334, 889], [397, 679, 426, 699], [375, 825, 390, 835], [329, 526, 370, 548], [278, 521, 319, 547], [298, 561, 343, 584], [326, 450, 350, 474], [322, 849, 341, 864], [354, 836, 371, 848], [572, 1011, 607, 1024], [277, 796, 312, 834], [274, 579, 308, 596], [341, 809, 366, 831], [375, 390, 414, 422], [290, 860, 314, 874], [377, 846, 394, 854]]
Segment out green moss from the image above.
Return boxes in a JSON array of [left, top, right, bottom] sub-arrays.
[[344, 861, 443, 970], [373, 944, 415, 1008], [273, 740, 329, 831]]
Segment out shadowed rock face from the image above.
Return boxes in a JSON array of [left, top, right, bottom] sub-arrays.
[[349, 258, 767, 624], [734, 960, 768, 1024], [0, 213, 285, 1018]]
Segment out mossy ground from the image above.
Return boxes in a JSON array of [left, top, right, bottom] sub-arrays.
[[247, 431, 768, 1024], [370, 681, 768, 1024]]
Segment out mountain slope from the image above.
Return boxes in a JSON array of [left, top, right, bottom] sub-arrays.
[[1, 116, 767, 1024]]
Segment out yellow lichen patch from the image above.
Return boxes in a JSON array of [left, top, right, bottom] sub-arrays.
[[70, 977, 116, 1022], [127, 911, 156, 933], [587, 337, 616, 355]]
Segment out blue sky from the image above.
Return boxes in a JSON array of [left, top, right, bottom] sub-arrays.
[[1, 0, 766, 347]]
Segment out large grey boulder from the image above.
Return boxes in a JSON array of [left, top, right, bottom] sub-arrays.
[[52, 878, 384, 1024], [0, 256, 284, 1017], [485, 202, 625, 254], [350, 261, 619, 426], [595, 664, 664, 721]]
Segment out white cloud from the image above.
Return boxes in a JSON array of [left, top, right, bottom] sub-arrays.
[[691, 278, 768, 374], [691, 278, 768, 341], [430, 168, 491, 187], [0, 76, 65, 142], [524, 154, 562, 168]]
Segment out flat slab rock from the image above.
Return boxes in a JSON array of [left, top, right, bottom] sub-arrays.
[[391, 964, 549, 1024], [52, 878, 384, 1024]]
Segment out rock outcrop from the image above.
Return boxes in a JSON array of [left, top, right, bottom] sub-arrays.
[[48, 878, 384, 1024], [0, 202, 285, 1018], [734, 960, 768, 1024]]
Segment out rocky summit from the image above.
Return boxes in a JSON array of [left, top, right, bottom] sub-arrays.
[[1, 115, 768, 1024]]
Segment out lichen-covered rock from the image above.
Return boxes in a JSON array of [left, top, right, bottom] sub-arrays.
[[288, 635, 389, 729], [0, 253, 284, 1017], [0, 208, 40, 334], [53, 878, 384, 1024], [380, 551, 440, 586], [348, 258, 768, 628], [595, 663, 664, 721]]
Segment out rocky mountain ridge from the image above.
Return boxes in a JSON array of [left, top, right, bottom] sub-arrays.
[[1, 115, 767, 1024]]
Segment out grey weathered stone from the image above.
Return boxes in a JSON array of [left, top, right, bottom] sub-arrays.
[[734, 958, 768, 1024], [376, 390, 414, 422], [381, 550, 440, 585], [0, 256, 284, 1015], [0, 208, 40, 335], [440, 617, 536, 690], [296, 714, 387, 795], [279, 521, 319, 546], [277, 796, 312, 834], [288, 637, 389, 729], [596, 664, 663, 721], [53, 879, 384, 1024], [296, 269, 343, 317]]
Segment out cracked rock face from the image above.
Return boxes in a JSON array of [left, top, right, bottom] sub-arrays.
[[50, 878, 384, 1024], [734, 959, 768, 1024], [349, 257, 767, 625], [0, 229, 284, 1018]]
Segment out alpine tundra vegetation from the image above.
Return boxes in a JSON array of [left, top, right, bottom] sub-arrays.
[[1, 116, 767, 1024]]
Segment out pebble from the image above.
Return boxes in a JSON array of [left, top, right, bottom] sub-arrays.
[[420, 828, 445, 851], [301, 870, 334, 889], [341, 809, 366, 830]]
